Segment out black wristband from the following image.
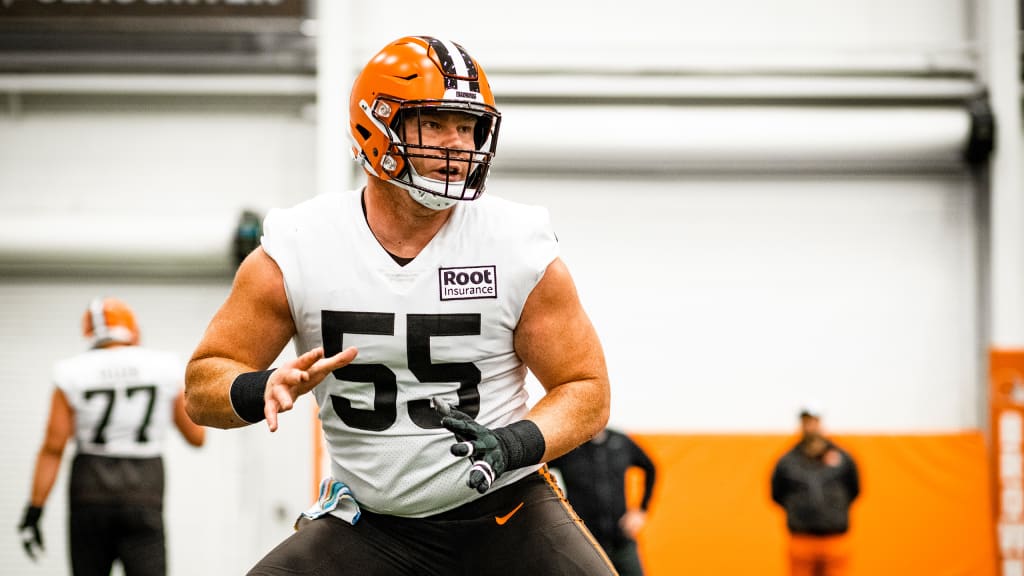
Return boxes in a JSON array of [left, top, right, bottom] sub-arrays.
[[230, 369, 274, 424], [493, 420, 546, 471]]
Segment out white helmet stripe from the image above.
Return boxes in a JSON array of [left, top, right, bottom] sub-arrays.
[[89, 297, 108, 341], [438, 39, 469, 77], [425, 37, 479, 95]]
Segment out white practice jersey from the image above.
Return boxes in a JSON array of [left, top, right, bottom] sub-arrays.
[[53, 346, 183, 458], [262, 189, 559, 517]]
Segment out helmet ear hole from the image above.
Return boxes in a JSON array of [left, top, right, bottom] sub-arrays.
[[355, 124, 371, 140]]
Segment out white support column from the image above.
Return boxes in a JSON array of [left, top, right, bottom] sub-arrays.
[[312, 0, 353, 490], [983, 0, 1024, 346], [315, 0, 354, 200], [979, 1, 1024, 573]]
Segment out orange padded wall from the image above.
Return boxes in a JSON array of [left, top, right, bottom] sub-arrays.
[[623, 432, 996, 576]]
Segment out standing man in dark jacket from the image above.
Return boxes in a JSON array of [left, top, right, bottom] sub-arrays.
[[771, 405, 860, 576], [549, 427, 657, 576]]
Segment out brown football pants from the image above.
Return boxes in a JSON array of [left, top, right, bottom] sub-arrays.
[[248, 467, 618, 576]]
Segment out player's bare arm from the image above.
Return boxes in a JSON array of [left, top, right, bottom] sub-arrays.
[[185, 247, 356, 430], [30, 389, 73, 506], [514, 257, 611, 461]]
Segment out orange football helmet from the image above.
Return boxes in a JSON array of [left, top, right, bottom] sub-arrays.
[[82, 297, 140, 348], [349, 36, 501, 209]]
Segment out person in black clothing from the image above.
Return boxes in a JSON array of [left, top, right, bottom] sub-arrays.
[[549, 427, 657, 576], [770, 405, 860, 576]]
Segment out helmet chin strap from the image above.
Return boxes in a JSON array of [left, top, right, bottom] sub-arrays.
[[403, 166, 476, 211], [407, 188, 458, 211]]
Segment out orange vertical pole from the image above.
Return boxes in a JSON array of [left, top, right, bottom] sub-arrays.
[[312, 399, 324, 503], [991, 349, 1024, 576]]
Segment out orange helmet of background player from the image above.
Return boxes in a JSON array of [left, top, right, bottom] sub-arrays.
[[348, 35, 501, 210], [82, 297, 140, 348]]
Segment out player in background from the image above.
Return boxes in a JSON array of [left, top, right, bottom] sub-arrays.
[[19, 297, 206, 576]]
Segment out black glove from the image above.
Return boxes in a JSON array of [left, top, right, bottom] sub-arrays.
[[18, 505, 43, 561], [435, 399, 545, 494]]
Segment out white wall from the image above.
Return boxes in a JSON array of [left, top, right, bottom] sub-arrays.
[[0, 99, 316, 275], [0, 0, 989, 573], [348, 0, 973, 73], [509, 173, 978, 433]]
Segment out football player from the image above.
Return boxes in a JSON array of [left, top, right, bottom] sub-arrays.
[[185, 35, 616, 575], [20, 297, 206, 576]]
